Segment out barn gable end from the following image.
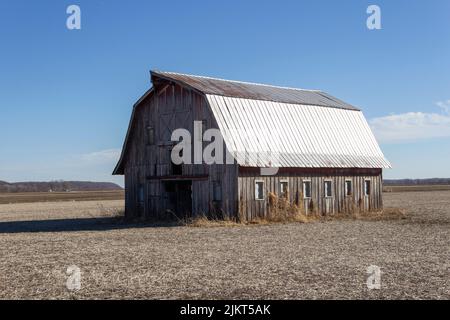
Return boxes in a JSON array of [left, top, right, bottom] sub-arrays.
[[115, 77, 238, 219]]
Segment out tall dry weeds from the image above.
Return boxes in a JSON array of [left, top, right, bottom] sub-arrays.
[[264, 192, 310, 223]]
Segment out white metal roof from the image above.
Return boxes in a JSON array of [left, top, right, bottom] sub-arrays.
[[206, 95, 391, 169]]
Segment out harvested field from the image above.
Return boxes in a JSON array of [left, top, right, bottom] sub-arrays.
[[0, 190, 124, 204], [0, 192, 448, 299], [383, 185, 450, 193]]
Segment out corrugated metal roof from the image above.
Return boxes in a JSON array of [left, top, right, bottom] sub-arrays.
[[114, 71, 390, 174], [152, 71, 359, 111], [206, 95, 391, 169]]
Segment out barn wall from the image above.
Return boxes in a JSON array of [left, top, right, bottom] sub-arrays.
[[238, 168, 383, 221], [122, 82, 238, 219], [121, 81, 383, 221]]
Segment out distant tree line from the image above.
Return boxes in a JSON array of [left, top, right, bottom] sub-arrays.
[[383, 178, 450, 186], [0, 180, 122, 193]]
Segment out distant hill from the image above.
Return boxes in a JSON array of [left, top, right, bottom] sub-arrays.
[[384, 178, 450, 186], [0, 180, 123, 193]]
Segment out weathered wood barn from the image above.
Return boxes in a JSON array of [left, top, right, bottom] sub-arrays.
[[113, 71, 391, 220]]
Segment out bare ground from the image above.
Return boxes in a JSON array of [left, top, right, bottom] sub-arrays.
[[0, 190, 124, 204], [0, 192, 448, 299]]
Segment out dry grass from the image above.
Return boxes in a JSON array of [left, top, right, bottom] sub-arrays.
[[264, 191, 311, 223], [235, 192, 406, 226], [185, 192, 312, 227], [185, 216, 240, 228], [0, 192, 448, 299]]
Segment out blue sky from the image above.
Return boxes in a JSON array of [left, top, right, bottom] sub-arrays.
[[0, 0, 449, 186]]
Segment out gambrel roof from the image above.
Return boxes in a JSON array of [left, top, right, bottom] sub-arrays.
[[152, 71, 358, 111], [113, 71, 390, 174]]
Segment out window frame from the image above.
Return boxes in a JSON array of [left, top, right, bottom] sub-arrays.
[[255, 180, 265, 201], [364, 179, 371, 196], [324, 180, 333, 198], [279, 179, 289, 198], [345, 179, 352, 197], [302, 180, 312, 199]]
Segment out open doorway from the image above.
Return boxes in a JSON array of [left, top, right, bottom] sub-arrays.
[[164, 180, 192, 217]]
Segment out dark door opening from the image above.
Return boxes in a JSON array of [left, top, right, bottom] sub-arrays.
[[164, 180, 192, 218]]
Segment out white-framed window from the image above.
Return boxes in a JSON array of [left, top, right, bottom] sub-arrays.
[[279, 180, 289, 197], [364, 180, 371, 196], [255, 180, 265, 200], [303, 180, 311, 199], [324, 180, 332, 198], [345, 180, 352, 196]]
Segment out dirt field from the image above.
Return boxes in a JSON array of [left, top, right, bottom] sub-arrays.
[[0, 192, 448, 299], [0, 190, 124, 205], [383, 185, 450, 193]]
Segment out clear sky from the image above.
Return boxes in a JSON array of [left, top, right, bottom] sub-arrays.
[[1, 0, 449, 186]]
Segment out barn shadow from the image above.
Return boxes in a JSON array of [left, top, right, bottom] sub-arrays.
[[0, 217, 179, 234]]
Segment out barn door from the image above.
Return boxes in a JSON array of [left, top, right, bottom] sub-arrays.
[[176, 181, 192, 217]]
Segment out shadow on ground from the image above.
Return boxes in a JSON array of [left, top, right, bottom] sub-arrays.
[[0, 217, 179, 233]]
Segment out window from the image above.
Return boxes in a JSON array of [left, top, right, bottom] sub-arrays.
[[324, 181, 332, 198], [255, 181, 265, 200], [213, 181, 222, 201], [147, 126, 154, 145], [364, 180, 371, 196], [303, 180, 311, 199], [345, 180, 352, 196], [172, 163, 182, 175], [279, 180, 289, 197]]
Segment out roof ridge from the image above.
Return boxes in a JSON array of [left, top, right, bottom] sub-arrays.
[[152, 70, 322, 93]]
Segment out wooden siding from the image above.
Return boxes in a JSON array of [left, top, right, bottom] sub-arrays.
[[123, 81, 238, 219], [238, 168, 383, 221]]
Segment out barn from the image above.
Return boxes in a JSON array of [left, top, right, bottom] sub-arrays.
[[113, 71, 391, 221]]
